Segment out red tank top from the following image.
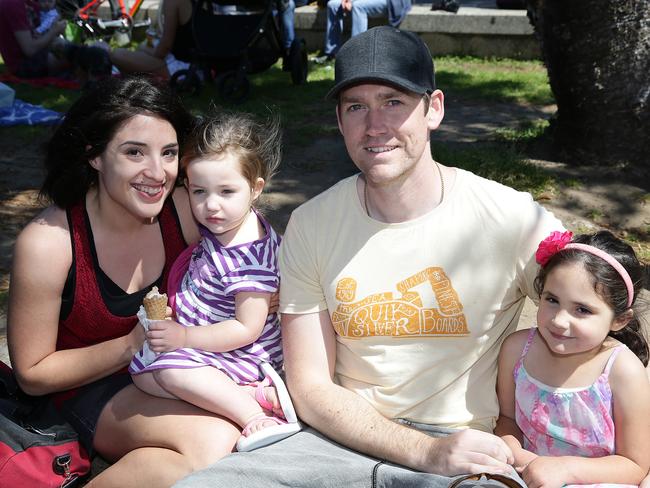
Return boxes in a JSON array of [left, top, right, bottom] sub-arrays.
[[57, 199, 187, 350]]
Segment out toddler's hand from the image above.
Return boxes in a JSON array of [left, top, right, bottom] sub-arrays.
[[147, 320, 186, 352], [520, 456, 567, 488]]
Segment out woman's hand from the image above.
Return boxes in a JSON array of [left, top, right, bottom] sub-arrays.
[[147, 320, 187, 352], [127, 319, 147, 354]]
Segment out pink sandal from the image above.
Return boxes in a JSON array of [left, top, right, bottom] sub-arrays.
[[253, 376, 285, 419]]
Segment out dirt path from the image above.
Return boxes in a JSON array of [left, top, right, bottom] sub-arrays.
[[1, 97, 649, 364]]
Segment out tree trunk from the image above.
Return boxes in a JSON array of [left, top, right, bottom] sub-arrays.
[[526, 0, 650, 167]]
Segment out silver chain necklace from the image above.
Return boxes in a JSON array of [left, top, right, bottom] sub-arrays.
[[363, 161, 445, 218]]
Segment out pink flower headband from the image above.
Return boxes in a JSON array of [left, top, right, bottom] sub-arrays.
[[535, 230, 634, 308]]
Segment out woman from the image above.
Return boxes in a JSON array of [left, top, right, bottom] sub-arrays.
[[7, 75, 239, 487], [109, 0, 193, 78]]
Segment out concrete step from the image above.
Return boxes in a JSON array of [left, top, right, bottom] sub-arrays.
[[295, 2, 538, 59], [119, 0, 539, 59]]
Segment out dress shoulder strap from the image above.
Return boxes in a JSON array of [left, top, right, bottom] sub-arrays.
[[602, 345, 625, 377], [519, 327, 537, 359], [512, 327, 537, 380]]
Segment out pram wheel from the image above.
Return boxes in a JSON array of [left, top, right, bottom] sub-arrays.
[[217, 70, 251, 104], [289, 38, 308, 85], [170, 69, 202, 96]]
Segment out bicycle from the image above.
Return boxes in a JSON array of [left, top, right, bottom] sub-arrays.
[[56, 0, 152, 43]]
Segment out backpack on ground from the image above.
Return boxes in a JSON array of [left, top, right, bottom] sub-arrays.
[[0, 361, 91, 488]]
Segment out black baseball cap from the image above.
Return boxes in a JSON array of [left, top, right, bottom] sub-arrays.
[[326, 26, 436, 100]]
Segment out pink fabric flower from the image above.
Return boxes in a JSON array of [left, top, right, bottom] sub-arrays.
[[535, 230, 573, 266]]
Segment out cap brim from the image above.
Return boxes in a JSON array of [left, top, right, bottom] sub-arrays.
[[325, 74, 431, 101]]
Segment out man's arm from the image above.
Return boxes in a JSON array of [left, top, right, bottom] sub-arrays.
[[282, 310, 515, 477], [14, 19, 66, 57]]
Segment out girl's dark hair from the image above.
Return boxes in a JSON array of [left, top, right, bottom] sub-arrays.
[[40, 75, 194, 208], [180, 111, 282, 192], [534, 231, 648, 365]]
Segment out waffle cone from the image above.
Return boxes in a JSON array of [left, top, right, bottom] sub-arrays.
[[143, 287, 168, 320]]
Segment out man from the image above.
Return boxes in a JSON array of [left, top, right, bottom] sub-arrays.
[[0, 0, 67, 77], [176, 26, 562, 487], [314, 0, 410, 63]]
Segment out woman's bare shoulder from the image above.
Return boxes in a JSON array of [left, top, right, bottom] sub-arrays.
[[14, 205, 72, 263]]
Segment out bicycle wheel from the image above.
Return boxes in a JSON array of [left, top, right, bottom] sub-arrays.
[[57, 0, 136, 42]]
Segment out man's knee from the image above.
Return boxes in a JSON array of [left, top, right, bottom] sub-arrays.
[[327, 0, 342, 12]]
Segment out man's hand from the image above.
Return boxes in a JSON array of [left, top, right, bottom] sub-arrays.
[[520, 456, 568, 488], [342, 0, 352, 12], [500, 434, 538, 471], [147, 320, 187, 352], [425, 429, 515, 476]]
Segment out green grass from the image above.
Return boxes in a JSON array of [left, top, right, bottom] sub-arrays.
[[0, 55, 559, 209], [493, 119, 549, 143], [435, 56, 553, 105], [8, 83, 77, 112], [2, 54, 553, 139], [433, 142, 555, 198], [2, 55, 648, 259]]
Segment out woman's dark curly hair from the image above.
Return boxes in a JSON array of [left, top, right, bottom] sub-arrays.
[[534, 230, 649, 365], [40, 75, 194, 208]]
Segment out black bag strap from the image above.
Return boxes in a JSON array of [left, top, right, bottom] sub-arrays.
[[0, 361, 50, 421]]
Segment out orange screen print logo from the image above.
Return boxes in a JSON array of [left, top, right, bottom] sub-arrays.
[[331, 267, 469, 338]]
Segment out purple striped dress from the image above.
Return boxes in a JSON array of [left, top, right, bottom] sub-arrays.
[[129, 214, 282, 384]]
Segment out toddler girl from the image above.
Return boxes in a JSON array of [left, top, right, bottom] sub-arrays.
[[129, 112, 300, 452], [496, 230, 650, 488]]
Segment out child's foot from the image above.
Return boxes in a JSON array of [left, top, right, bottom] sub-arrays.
[[241, 412, 284, 435], [236, 412, 300, 452]]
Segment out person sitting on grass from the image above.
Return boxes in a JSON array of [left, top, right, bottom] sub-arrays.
[[7, 75, 243, 487], [108, 0, 194, 78], [496, 230, 650, 487], [0, 0, 67, 78], [174, 25, 564, 488]]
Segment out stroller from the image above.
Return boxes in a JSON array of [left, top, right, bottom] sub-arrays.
[[170, 0, 309, 101]]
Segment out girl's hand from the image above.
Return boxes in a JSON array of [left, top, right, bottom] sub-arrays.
[[520, 456, 567, 488], [500, 435, 537, 470], [147, 320, 187, 352]]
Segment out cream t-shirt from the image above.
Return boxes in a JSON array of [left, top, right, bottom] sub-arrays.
[[279, 169, 563, 432]]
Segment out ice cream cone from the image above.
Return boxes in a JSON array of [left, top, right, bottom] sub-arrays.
[[143, 286, 168, 320]]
